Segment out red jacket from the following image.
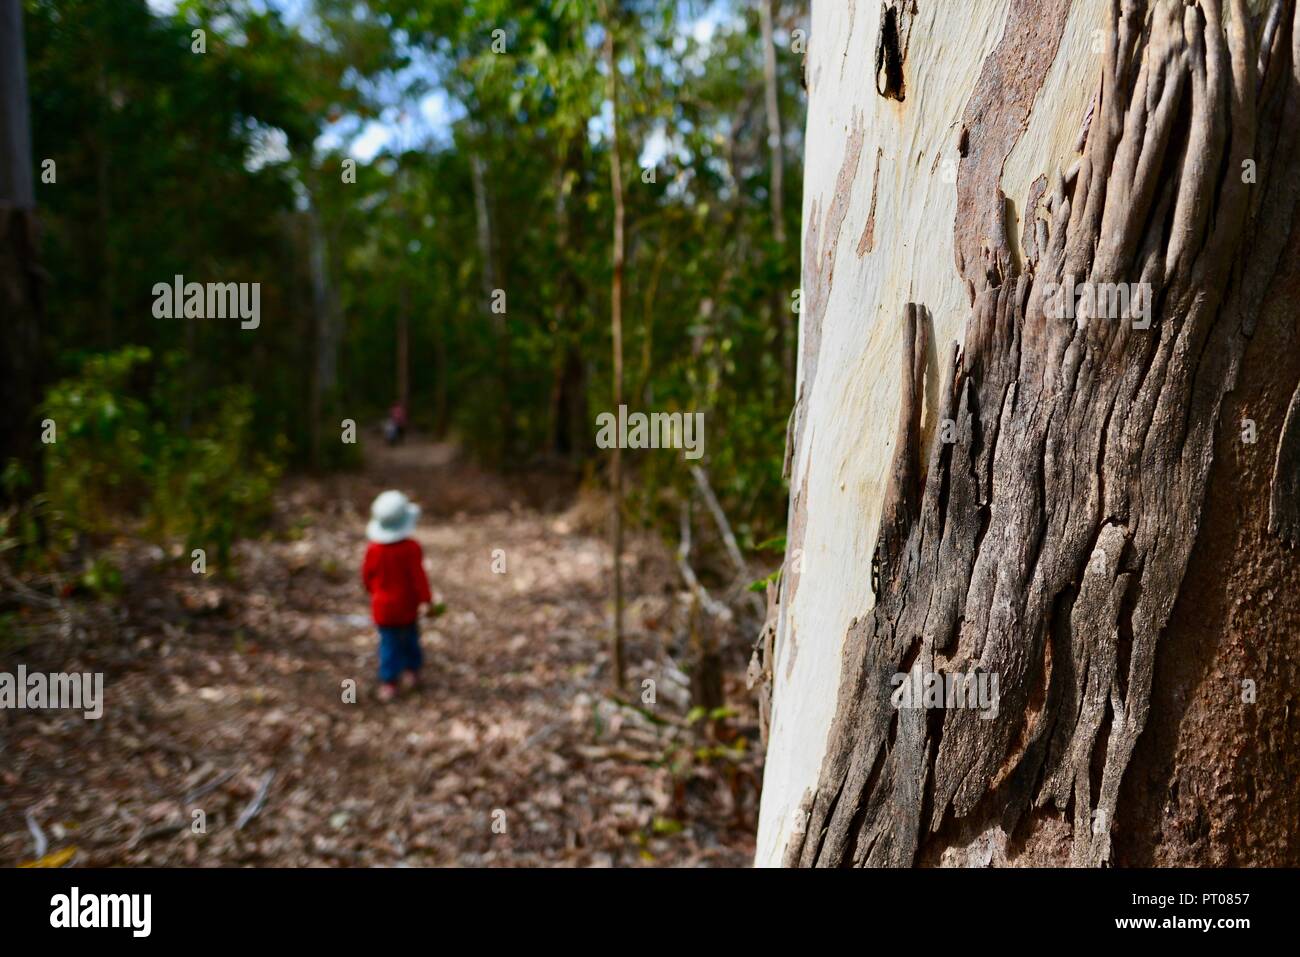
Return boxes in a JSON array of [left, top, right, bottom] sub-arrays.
[[362, 539, 431, 626]]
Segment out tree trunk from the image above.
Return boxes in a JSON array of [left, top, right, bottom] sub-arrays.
[[395, 169, 412, 421], [548, 153, 587, 463], [306, 198, 341, 469], [470, 150, 512, 456], [397, 280, 410, 414], [94, 49, 114, 348], [550, 346, 587, 463], [759, 0, 794, 388], [603, 7, 627, 692], [758, 0, 1300, 867], [0, 0, 42, 497]]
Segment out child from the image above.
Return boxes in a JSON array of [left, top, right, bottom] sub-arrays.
[[384, 402, 407, 446], [362, 490, 431, 702]]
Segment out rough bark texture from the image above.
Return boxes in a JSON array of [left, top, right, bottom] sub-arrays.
[[785, 0, 1300, 867]]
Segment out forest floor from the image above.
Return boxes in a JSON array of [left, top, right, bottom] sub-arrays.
[[0, 438, 763, 867]]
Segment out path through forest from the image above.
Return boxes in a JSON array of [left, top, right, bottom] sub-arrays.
[[1, 438, 761, 867]]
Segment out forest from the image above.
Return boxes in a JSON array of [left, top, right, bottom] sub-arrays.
[[1, 0, 801, 868], [4, 0, 1300, 887]]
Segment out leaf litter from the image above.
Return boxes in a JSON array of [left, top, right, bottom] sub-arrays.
[[0, 440, 762, 867]]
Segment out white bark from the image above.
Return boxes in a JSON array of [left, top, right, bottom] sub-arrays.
[[756, 0, 1113, 866]]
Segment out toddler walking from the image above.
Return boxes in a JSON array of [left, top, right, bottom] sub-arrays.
[[362, 490, 431, 702]]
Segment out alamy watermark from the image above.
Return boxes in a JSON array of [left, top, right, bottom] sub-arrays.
[[890, 669, 1000, 719], [595, 405, 705, 460], [152, 274, 260, 329], [0, 667, 103, 720], [1042, 275, 1152, 330], [50, 887, 150, 937]]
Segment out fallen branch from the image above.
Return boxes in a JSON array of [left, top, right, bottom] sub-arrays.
[[676, 501, 732, 621], [605, 693, 690, 730], [25, 810, 47, 860], [1, 567, 74, 640], [574, 744, 661, 764], [689, 466, 765, 619], [2, 568, 60, 609], [130, 820, 187, 848], [689, 466, 746, 577], [182, 768, 236, 806], [235, 770, 276, 831], [522, 721, 564, 750]]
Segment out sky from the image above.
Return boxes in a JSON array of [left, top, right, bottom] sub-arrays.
[[147, 0, 742, 164]]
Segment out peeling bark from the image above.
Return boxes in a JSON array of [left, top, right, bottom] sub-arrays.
[[874, 1, 916, 101], [953, 0, 1073, 291], [856, 149, 883, 257], [788, 0, 1300, 867]]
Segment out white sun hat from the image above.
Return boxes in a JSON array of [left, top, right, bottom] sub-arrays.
[[366, 490, 421, 544]]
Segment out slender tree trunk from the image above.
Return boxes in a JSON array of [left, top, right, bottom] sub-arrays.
[[548, 156, 576, 459], [637, 240, 668, 406], [0, 0, 33, 213], [397, 280, 410, 413], [760, 0, 786, 247], [470, 150, 512, 456], [603, 8, 627, 692], [94, 51, 114, 348], [306, 197, 340, 469], [759, 0, 793, 389], [563, 349, 588, 463], [0, 0, 42, 498], [396, 168, 412, 421], [760, 0, 1300, 867], [433, 306, 448, 437]]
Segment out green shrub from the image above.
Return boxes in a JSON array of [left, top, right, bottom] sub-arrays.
[[42, 347, 282, 569], [42, 346, 156, 527]]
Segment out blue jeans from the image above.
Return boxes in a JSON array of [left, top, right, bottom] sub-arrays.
[[377, 623, 423, 683]]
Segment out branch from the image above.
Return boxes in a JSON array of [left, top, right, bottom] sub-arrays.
[[676, 500, 732, 621], [690, 466, 765, 618], [235, 770, 276, 831]]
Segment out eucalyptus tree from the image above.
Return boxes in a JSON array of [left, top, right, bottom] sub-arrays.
[[760, 0, 1300, 867]]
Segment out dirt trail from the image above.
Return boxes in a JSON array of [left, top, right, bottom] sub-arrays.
[[0, 439, 761, 867]]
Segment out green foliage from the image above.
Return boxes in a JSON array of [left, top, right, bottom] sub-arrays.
[[0, 488, 61, 574], [686, 704, 739, 726], [78, 555, 124, 598], [149, 389, 284, 567], [1, 460, 52, 567], [651, 816, 684, 836], [42, 347, 282, 567], [41, 347, 155, 525], [26, 0, 806, 561]]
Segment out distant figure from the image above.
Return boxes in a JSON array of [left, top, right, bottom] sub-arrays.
[[384, 402, 408, 446], [361, 490, 431, 702]]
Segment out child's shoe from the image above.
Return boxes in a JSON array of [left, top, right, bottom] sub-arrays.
[[377, 682, 398, 703], [399, 670, 421, 693]]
